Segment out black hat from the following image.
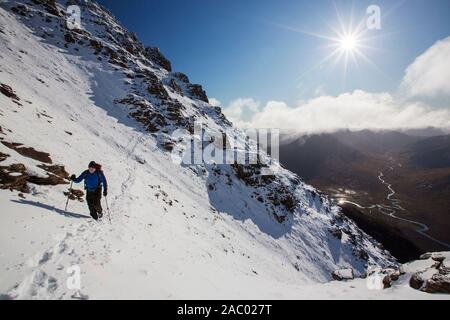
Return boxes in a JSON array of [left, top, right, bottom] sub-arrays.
[[88, 161, 97, 168]]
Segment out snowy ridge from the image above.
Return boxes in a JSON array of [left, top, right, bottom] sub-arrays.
[[0, 0, 404, 299]]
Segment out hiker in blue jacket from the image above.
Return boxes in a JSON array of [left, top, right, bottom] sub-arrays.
[[70, 161, 108, 220]]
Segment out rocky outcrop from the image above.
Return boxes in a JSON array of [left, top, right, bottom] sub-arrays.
[[332, 268, 354, 281], [144, 47, 172, 71], [148, 81, 169, 100], [0, 138, 68, 191], [381, 268, 403, 288], [0, 152, 9, 162], [89, 39, 103, 54], [0, 163, 30, 193], [64, 188, 84, 202], [409, 253, 450, 294], [1, 141, 52, 163], [10, 4, 29, 16], [328, 226, 343, 240], [27, 164, 69, 186], [31, 0, 61, 17], [115, 96, 167, 133], [423, 273, 450, 293], [188, 84, 208, 103], [173, 72, 189, 83], [168, 78, 183, 96], [0, 161, 69, 192], [0, 83, 20, 101]]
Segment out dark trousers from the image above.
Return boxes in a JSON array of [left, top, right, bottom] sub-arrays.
[[86, 188, 103, 220]]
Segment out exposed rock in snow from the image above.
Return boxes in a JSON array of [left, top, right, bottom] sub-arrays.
[[1, 141, 52, 163], [144, 47, 172, 72], [332, 268, 354, 281], [63, 188, 84, 202], [0, 83, 20, 101], [409, 253, 450, 294], [0, 163, 29, 193]]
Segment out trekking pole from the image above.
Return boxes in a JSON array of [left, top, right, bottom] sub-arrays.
[[65, 181, 74, 212], [105, 196, 111, 224]]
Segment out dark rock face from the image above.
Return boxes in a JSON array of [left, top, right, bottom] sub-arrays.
[[409, 254, 450, 294], [144, 47, 172, 71], [329, 227, 343, 240], [38, 164, 69, 179], [0, 162, 69, 191], [1, 141, 52, 163], [173, 72, 189, 83], [266, 185, 296, 214], [0, 152, 9, 162], [89, 39, 103, 54], [168, 78, 183, 96], [231, 162, 296, 219], [163, 140, 175, 152], [148, 82, 169, 100], [410, 273, 424, 290], [232, 164, 263, 187], [381, 269, 402, 288], [27, 164, 69, 186], [424, 273, 450, 294], [331, 269, 354, 281], [0, 83, 20, 101], [11, 4, 29, 16], [31, 0, 60, 17], [188, 84, 208, 103], [420, 252, 433, 260], [0, 163, 30, 193], [0, 137, 69, 192], [64, 188, 84, 202], [115, 96, 167, 133], [64, 33, 76, 44], [213, 106, 232, 126]]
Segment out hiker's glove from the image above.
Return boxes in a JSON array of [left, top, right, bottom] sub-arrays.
[[103, 190, 108, 197], [70, 174, 76, 181]]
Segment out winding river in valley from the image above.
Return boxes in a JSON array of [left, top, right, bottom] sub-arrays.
[[340, 170, 450, 249]]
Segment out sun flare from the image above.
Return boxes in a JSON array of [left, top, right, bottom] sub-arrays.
[[340, 34, 357, 52], [271, 5, 386, 85]]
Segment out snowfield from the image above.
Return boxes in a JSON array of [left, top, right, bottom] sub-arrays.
[[0, 0, 448, 299]]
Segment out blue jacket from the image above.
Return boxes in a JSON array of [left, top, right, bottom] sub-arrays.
[[74, 170, 108, 192]]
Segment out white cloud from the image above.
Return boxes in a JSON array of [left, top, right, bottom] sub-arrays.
[[222, 36, 450, 134], [401, 36, 450, 98], [221, 98, 260, 127], [209, 98, 221, 107], [223, 90, 450, 134]]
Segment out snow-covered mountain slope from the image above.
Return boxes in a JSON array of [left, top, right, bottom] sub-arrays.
[[0, 0, 441, 299]]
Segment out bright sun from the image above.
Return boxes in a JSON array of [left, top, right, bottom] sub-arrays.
[[340, 34, 357, 52], [273, 6, 382, 82]]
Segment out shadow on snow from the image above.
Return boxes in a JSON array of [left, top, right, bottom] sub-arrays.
[[11, 199, 90, 219]]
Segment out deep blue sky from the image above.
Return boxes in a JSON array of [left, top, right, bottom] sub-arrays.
[[97, 0, 450, 106]]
